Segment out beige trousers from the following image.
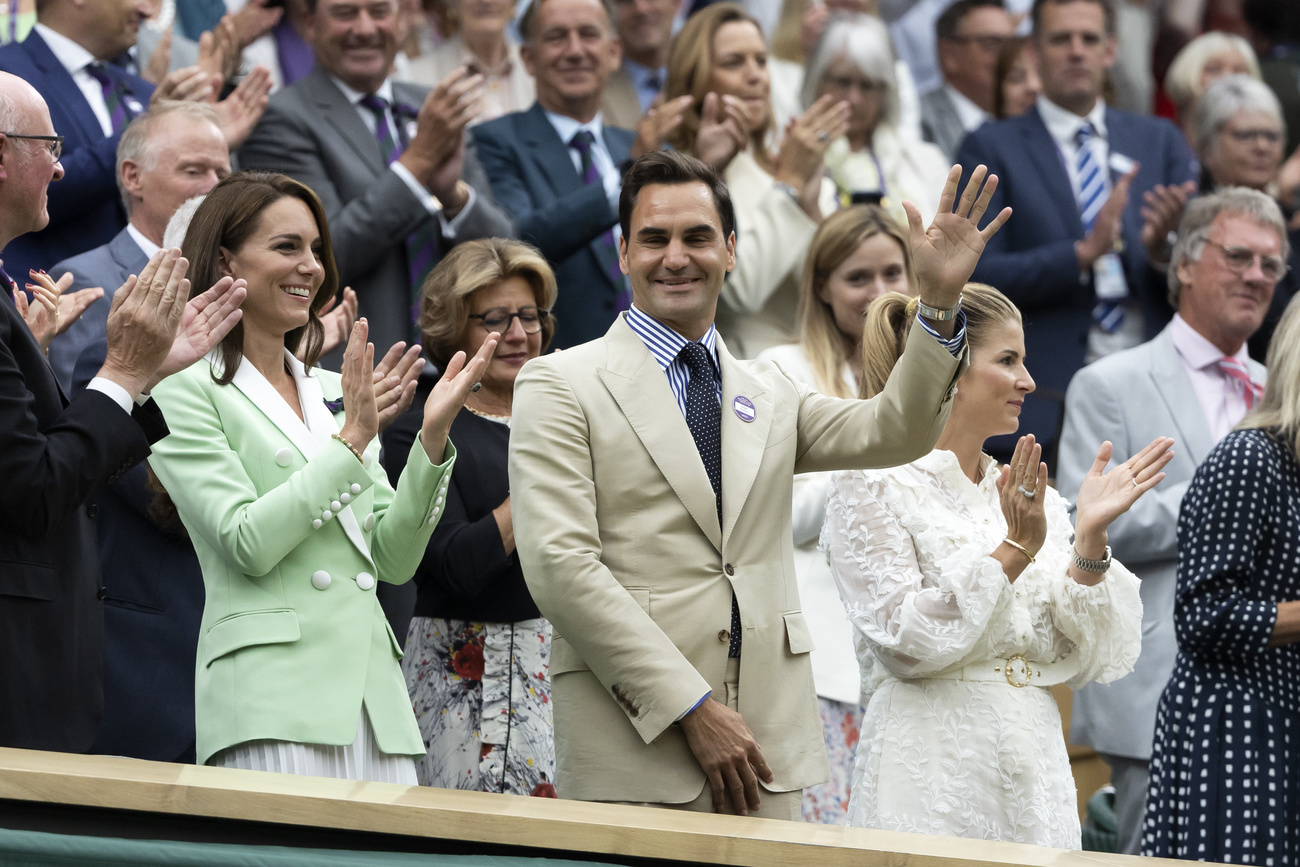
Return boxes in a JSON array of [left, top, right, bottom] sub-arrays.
[[607, 657, 803, 821]]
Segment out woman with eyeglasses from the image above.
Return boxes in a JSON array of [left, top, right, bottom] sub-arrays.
[[803, 13, 949, 233], [1141, 74, 1300, 358], [381, 237, 560, 797]]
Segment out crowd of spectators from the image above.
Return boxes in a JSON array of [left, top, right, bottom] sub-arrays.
[[2, 0, 1300, 859]]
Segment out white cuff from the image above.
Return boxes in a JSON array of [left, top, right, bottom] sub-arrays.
[[390, 161, 443, 215], [439, 183, 477, 239], [86, 377, 134, 414]]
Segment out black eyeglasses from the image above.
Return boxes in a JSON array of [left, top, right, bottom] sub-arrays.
[[2, 133, 63, 161], [1204, 240, 1289, 283], [1225, 128, 1283, 147], [468, 306, 550, 334]]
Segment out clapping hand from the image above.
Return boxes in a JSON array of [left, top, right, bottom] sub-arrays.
[[314, 286, 358, 357], [1074, 438, 1175, 541], [631, 94, 694, 159], [419, 332, 499, 463], [153, 275, 247, 390], [373, 341, 424, 432], [905, 164, 1012, 316], [996, 434, 1048, 560], [1139, 181, 1194, 265], [693, 92, 749, 172], [16, 270, 100, 353]]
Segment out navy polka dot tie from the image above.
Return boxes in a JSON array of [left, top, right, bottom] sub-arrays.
[[679, 343, 741, 657]]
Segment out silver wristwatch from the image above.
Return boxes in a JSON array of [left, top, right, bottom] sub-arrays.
[[915, 295, 962, 322], [1070, 545, 1113, 574]]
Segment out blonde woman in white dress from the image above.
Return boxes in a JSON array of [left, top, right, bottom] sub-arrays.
[[822, 284, 1172, 847]]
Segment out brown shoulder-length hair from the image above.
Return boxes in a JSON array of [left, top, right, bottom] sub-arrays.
[[797, 205, 913, 398], [664, 2, 769, 157], [182, 172, 339, 385], [992, 36, 1030, 119], [418, 238, 558, 373]]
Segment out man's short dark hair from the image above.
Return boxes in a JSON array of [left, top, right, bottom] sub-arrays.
[[618, 150, 735, 242], [1031, 0, 1115, 37], [520, 0, 618, 43], [935, 0, 1005, 41]]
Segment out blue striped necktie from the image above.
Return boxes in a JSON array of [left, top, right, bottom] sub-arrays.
[[1075, 124, 1124, 332], [359, 94, 438, 340]]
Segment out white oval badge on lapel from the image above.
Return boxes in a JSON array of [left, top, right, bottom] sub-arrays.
[[733, 395, 756, 423], [406, 120, 419, 142], [125, 97, 144, 114]]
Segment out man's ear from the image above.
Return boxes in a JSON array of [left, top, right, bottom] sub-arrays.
[[0, 136, 11, 182], [618, 233, 629, 275], [120, 159, 143, 201], [520, 42, 536, 78], [725, 231, 736, 272]]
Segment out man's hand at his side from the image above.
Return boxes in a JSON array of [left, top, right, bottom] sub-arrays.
[[678, 697, 774, 815]]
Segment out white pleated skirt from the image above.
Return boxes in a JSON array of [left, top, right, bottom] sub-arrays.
[[208, 708, 418, 785]]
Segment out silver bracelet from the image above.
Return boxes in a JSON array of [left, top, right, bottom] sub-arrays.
[[1070, 545, 1112, 574], [915, 295, 962, 322]]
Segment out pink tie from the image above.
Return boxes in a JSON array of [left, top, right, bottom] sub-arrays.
[[1218, 357, 1263, 409]]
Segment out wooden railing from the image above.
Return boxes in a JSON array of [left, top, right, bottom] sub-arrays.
[[0, 747, 1197, 867]]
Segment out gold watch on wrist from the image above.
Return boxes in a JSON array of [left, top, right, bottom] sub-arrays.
[[915, 294, 962, 322]]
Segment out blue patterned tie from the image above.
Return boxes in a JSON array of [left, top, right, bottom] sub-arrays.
[[678, 343, 741, 658], [359, 94, 438, 339], [569, 130, 631, 311], [1075, 124, 1124, 332]]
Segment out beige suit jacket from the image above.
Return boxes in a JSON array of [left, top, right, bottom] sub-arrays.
[[600, 67, 644, 131], [509, 315, 965, 803]]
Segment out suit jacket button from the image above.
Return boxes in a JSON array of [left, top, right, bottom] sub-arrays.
[[331, 500, 342, 512], [356, 572, 375, 591], [351, 483, 362, 494], [86, 504, 98, 518], [275, 448, 293, 467], [312, 519, 323, 529], [311, 570, 331, 590], [364, 514, 375, 532], [718, 629, 730, 644], [724, 563, 735, 576], [340, 492, 351, 505], [97, 587, 107, 600]]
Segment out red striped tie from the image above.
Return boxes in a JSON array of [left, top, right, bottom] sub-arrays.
[[1218, 356, 1263, 409]]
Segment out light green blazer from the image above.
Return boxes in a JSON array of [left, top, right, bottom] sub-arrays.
[[148, 351, 453, 766]]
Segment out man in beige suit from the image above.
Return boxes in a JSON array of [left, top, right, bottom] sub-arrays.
[[510, 151, 1010, 817]]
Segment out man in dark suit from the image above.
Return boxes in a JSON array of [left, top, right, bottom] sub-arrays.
[[0, 0, 156, 284], [49, 101, 231, 392], [919, 0, 1014, 160], [0, 72, 243, 754], [238, 0, 513, 355], [955, 0, 1194, 456], [472, 0, 637, 348]]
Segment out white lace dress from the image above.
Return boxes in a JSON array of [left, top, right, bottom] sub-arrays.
[[821, 449, 1142, 848]]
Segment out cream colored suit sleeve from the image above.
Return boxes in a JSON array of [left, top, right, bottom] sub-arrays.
[[510, 359, 712, 744]]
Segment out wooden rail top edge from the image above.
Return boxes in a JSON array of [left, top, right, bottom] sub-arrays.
[[0, 748, 1199, 867]]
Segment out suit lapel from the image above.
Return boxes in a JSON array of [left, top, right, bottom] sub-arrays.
[[1020, 112, 1084, 237], [307, 67, 385, 172], [1148, 328, 1214, 465], [717, 341, 770, 545], [596, 318, 722, 550], [108, 228, 149, 278], [227, 351, 376, 565], [23, 33, 102, 145], [520, 103, 585, 196]]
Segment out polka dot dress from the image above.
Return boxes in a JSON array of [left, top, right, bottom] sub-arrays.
[[1144, 429, 1300, 865]]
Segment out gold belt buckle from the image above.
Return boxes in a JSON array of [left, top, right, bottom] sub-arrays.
[[1002, 655, 1032, 688]]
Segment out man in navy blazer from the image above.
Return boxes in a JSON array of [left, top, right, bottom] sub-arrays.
[[955, 0, 1194, 455], [472, 0, 637, 348], [0, 0, 156, 283], [49, 102, 231, 392]]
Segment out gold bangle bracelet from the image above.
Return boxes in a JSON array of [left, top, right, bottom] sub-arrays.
[[1002, 538, 1036, 564], [331, 432, 364, 464]]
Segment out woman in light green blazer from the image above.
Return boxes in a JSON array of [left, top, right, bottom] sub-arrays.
[[148, 173, 497, 782]]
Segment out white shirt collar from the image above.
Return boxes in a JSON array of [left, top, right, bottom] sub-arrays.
[[126, 222, 161, 259], [33, 22, 97, 75], [543, 108, 605, 147], [943, 83, 990, 132], [329, 74, 396, 108], [1036, 94, 1108, 148]]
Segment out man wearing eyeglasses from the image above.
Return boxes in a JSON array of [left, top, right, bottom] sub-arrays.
[[0, 72, 245, 755], [919, 0, 1014, 161], [1057, 186, 1288, 855]]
